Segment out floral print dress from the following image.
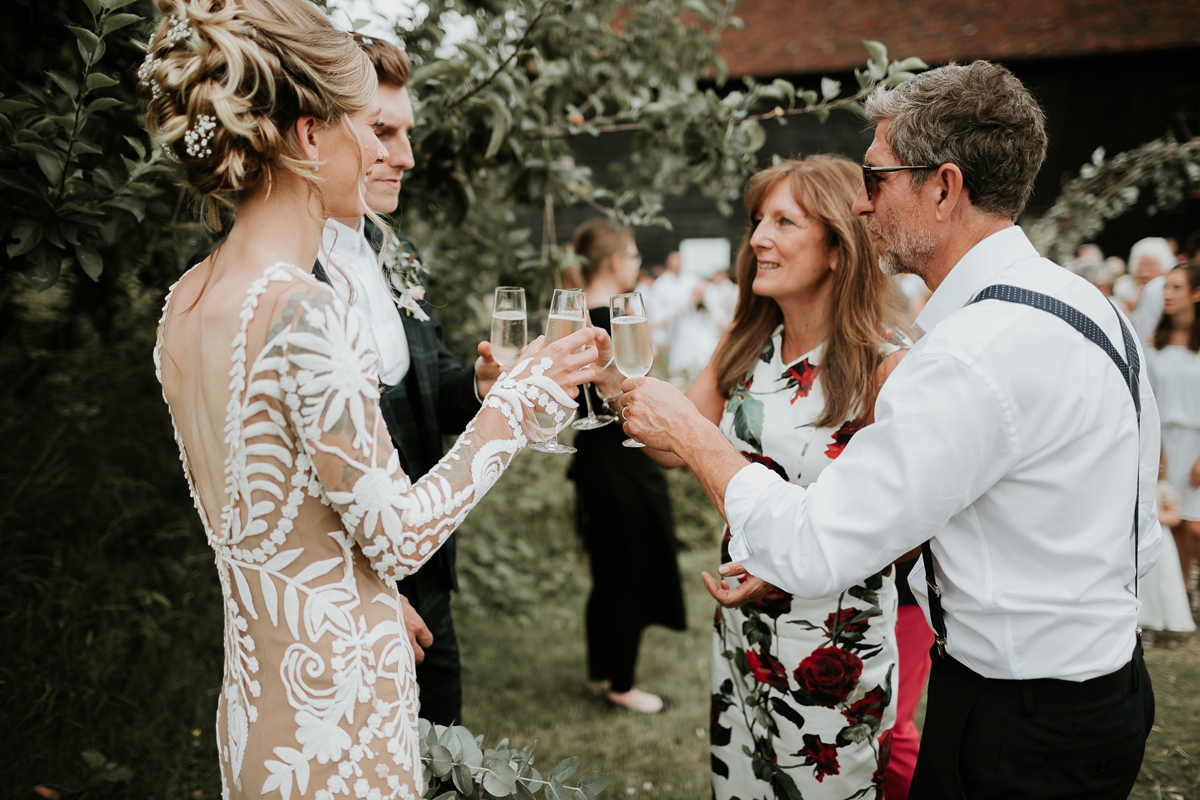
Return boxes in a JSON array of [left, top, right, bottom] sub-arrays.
[[711, 326, 905, 800]]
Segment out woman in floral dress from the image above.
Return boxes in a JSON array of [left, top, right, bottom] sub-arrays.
[[645, 156, 911, 799]]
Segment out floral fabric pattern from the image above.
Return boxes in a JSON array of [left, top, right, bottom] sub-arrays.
[[712, 325, 906, 800], [155, 263, 573, 800]]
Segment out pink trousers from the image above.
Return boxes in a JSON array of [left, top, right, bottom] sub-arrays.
[[887, 604, 935, 800]]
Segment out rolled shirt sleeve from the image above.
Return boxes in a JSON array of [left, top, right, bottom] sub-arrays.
[[724, 350, 1017, 600]]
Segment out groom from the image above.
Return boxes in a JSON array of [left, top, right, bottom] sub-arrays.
[[618, 62, 1161, 798], [188, 37, 497, 727]]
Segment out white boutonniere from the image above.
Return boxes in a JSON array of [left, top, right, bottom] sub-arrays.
[[382, 239, 430, 321]]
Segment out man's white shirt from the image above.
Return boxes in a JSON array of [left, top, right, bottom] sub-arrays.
[[725, 226, 1162, 682], [319, 218, 411, 386]]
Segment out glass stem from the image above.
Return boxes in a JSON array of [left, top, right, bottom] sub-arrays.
[[582, 382, 598, 420]]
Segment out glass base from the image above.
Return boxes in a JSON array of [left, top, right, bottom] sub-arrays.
[[621, 438, 646, 448], [572, 414, 616, 431], [530, 440, 577, 454]]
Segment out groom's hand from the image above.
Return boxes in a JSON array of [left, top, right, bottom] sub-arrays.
[[474, 341, 502, 397], [400, 595, 434, 664]]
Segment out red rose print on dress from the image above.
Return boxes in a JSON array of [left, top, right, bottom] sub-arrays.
[[824, 608, 870, 640], [746, 648, 791, 693], [793, 646, 864, 706], [796, 733, 840, 782], [871, 728, 894, 790], [824, 421, 863, 459], [781, 359, 819, 404], [749, 586, 793, 619], [842, 685, 888, 727], [741, 451, 790, 483]]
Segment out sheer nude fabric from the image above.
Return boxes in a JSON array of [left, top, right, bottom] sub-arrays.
[[155, 262, 573, 800]]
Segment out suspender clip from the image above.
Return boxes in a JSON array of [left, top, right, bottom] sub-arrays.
[[925, 577, 941, 597]]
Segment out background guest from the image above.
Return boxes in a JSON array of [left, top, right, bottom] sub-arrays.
[[1130, 236, 1177, 342], [1148, 263, 1200, 609], [1136, 465, 1196, 644], [564, 219, 687, 713]]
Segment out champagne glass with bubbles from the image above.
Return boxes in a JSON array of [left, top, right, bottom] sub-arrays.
[[609, 292, 653, 448], [572, 307, 616, 431], [490, 287, 527, 369], [529, 289, 586, 454]]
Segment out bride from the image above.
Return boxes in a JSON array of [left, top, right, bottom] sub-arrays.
[[140, 1, 601, 797]]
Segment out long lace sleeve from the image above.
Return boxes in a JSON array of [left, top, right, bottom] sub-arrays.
[[266, 279, 574, 583]]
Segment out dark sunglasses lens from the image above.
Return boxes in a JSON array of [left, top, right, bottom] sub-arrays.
[[862, 169, 877, 200]]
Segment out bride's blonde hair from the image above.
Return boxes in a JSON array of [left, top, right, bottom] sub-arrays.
[[138, 0, 377, 228]]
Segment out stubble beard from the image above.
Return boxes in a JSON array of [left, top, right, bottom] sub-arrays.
[[866, 208, 935, 279]]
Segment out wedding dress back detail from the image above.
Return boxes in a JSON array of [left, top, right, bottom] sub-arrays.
[[154, 262, 573, 800]]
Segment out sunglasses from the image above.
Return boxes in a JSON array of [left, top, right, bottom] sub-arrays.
[[861, 164, 978, 201]]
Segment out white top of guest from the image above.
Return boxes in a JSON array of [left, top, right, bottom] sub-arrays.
[[725, 225, 1163, 683], [1132, 274, 1165, 344], [318, 217, 410, 386], [1146, 344, 1200, 429]]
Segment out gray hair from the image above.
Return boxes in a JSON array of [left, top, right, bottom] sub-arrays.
[[1128, 237, 1177, 274], [864, 61, 1048, 220]]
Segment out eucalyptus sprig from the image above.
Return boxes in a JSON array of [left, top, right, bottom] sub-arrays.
[[419, 721, 611, 800]]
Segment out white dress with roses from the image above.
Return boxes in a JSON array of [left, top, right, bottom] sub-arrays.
[[711, 326, 903, 800], [155, 262, 573, 800]]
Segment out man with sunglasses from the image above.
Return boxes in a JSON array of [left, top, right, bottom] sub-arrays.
[[615, 61, 1161, 799]]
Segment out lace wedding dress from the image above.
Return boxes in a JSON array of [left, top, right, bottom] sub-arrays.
[[154, 262, 573, 800]]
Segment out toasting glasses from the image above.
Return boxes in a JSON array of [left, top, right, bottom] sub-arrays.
[[528, 289, 587, 454], [489, 287, 527, 369], [609, 292, 653, 448]]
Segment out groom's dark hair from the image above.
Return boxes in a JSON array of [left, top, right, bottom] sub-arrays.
[[351, 33, 411, 89]]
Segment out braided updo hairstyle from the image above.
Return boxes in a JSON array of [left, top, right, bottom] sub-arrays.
[[137, 0, 376, 228]]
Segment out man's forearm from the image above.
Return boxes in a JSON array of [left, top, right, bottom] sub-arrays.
[[671, 418, 747, 521]]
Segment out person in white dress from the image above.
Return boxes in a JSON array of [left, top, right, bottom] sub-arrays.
[[1137, 478, 1195, 635], [1146, 262, 1200, 609], [139, 2, 603, 797]]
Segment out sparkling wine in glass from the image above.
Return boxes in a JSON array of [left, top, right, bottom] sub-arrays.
[[610, 292, 653, 448], [490, 286, 527, 368], [529, 289, 586, 454]]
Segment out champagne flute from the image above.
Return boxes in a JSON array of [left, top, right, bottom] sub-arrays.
[[609, 292, 653, 448], [490, 286, 527, 368], [572, 307, 616, 431], [529, 289, 586, 454]]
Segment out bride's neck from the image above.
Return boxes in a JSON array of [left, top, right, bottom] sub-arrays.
[[216, 173, 325, 277]]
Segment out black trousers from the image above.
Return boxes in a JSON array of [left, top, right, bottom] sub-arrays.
[[397, 573, 461, 727], [910, 645, 1154, 800]]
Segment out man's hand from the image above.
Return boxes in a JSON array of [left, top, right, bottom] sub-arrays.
[[613, 376, 702, 452], [400, 595, 434, 665], [701, 563, 777, 607], [474, 341, 502, 397]]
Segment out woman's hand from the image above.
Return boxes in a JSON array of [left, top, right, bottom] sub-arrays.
[[1191, 456, 1200, 489], [701, 563, 778, 608], [510, 328, 598, 399]]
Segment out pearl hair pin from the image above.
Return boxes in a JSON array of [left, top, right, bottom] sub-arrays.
[[184, 114, 217, 158]]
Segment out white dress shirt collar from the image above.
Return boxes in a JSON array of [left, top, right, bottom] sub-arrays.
[[914, 225, 1039, 335], [321, 217, 372, 273]]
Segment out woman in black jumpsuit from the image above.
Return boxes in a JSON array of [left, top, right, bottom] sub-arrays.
[[565, 218, 687, 713]]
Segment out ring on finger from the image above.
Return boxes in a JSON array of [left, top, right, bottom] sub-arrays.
[[621, 406, 628, 421]]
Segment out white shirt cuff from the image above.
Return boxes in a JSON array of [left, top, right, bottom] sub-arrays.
[[724, 463, 779, 563]]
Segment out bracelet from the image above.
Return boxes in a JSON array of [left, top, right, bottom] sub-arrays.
[[598, 389, 624, 403]]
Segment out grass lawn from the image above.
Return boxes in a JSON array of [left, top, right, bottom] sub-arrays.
[[457, 541, 1200, 800]]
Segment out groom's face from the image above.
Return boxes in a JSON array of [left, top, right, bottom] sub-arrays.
[[364, 82, 416, 215]]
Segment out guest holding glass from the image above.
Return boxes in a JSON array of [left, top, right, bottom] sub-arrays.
[[562, 219, 686, 713], [1147, 263, 1200, 608], [638, 156, 910, 798]]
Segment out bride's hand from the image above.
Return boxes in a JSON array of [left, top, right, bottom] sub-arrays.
[[508, 327, 598, 399]]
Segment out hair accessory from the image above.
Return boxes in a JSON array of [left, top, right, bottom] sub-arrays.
[[162, 14, 193, 47], [184, 114, 217, 158], [137, 53, 164, 99]]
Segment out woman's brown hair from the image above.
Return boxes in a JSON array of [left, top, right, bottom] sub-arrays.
[[711, 155, 907, 428], [1153, 264, 1200, 353], [563, 218, 633, 290]]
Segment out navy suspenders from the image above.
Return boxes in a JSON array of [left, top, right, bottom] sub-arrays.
[[921, 284, 1143, 658]]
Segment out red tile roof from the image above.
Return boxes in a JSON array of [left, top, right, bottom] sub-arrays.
[[717, 0, 1200, 77]]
